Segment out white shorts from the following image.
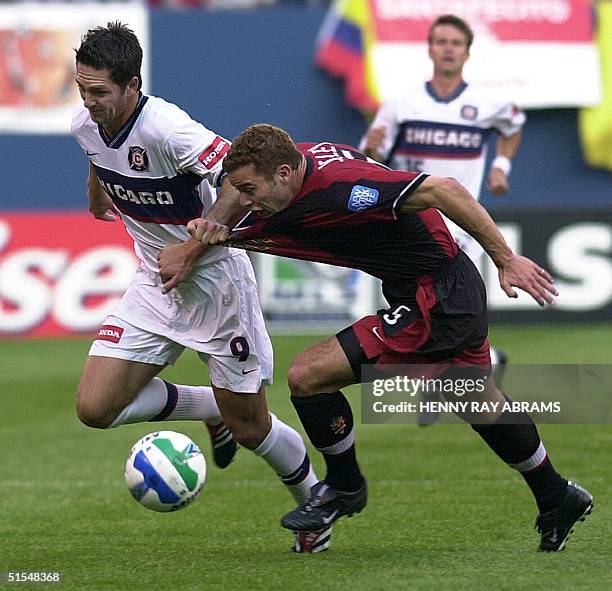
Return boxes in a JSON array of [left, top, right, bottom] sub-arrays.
[[90, 252, 273, 393]]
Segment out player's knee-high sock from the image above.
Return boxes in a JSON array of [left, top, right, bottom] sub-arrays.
[[108, 379, 222, 427], [253, 413, 318, 504], [291, 392, 365, 492], [472, 400, 567, 513]]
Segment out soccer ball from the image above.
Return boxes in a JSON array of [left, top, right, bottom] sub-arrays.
[[125, 430, 207, 512]]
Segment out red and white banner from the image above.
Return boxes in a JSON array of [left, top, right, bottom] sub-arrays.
[[366, 0, 600, 108], [0, 212, 136, 338], [372, 0, 594, 42]]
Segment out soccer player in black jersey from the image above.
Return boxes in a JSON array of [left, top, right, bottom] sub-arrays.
[[188, 124, 593, 552]]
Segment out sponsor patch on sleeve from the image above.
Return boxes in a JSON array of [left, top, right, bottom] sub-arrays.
[[198, 136, 230, 169], [348, 185, 380, 212], [96, 325, 124, 343]]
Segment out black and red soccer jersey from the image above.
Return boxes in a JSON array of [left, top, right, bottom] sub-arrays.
[[227, 141, 459, 304]]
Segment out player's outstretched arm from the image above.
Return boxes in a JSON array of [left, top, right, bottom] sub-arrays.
[[401, 175, 558, 306], [496, 254, 556, 306]]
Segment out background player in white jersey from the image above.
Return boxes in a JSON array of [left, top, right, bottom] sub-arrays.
[[361, 14, 525, 263], [360, 14, 524, 420], [71, 22, 329, 553]]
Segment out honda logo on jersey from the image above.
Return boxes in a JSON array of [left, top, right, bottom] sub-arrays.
[[128, 146, 150, 172], [348, 185, 380, 212], [198, 136, 230, 169]]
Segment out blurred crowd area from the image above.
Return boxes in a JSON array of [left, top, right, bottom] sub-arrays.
[[0, 0, 331, 8]]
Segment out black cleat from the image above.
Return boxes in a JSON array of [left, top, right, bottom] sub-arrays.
[[281, 480, 367, 532], [536, 481, 593, 552], [205, 422, 237, 469]]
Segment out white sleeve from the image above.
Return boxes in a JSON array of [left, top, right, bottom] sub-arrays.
[[359, 98, 400, 161], [165, 118, 230, 187], [492, 102, 527, 137]]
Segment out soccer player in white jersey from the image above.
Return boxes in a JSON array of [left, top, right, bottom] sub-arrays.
[[361, 14, 524, 421], [71, 22, 329, 553]]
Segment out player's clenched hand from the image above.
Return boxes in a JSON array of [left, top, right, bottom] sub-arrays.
[[498, 255, 558, 307], [487, 168, 509, 195], [88, 189, 119, 222], [158, 242, 202, 293], [187, 218, 230, 246]]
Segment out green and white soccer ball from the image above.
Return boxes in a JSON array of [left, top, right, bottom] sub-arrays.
[[125, 430, 207, 512]]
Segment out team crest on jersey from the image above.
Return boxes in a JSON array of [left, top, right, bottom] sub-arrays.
[[348, 185, 379, 212], [460, 105, 478, 121], [128, 146, 150, 172]]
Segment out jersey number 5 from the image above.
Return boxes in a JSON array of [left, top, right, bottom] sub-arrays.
[[382, 305, 412, 325]]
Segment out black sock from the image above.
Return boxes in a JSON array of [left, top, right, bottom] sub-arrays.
[[521, 458, 568, 513], [291, 392, 364, 492], [472, 404, 567, 513]]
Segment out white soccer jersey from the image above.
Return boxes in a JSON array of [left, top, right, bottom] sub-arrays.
[[71, 95, 236, 273], [359, 81, 526, 201]]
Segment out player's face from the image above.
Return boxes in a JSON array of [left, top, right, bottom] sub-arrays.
[[228, 164, 294, 217], [75, 63, 138, 134], [428, 25, 470, 76]]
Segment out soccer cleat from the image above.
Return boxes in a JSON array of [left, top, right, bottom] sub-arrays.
[[281, 480, 367, 532], [205, 421, 237, 469], [536, 481, 593, 552], [291, 526, 332, 553]]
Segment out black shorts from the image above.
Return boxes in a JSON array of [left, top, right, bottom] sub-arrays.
[[337, 251, 490, 381]]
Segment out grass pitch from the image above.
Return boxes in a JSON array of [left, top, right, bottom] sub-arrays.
[[1, 324, 611, 590]]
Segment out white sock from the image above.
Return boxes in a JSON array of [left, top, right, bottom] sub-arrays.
[[108, 378, 221, 428], [166, 383, 222, 424], [490, 348, 499, 366], [254, 413, 318, 504]]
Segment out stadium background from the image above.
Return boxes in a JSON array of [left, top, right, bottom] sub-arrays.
[[1, 2, 611, 337], [1, 2, 611, 589]]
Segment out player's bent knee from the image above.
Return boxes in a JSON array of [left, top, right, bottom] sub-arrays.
[[287, 359, 320, 396], [76, 406, 113, 429], [76, 393, 116, 429]]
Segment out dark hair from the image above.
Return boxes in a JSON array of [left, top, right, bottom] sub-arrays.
[[428, 14, 474, 50], [224, 124, 302, 179], [75, 21, 142, 89]]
